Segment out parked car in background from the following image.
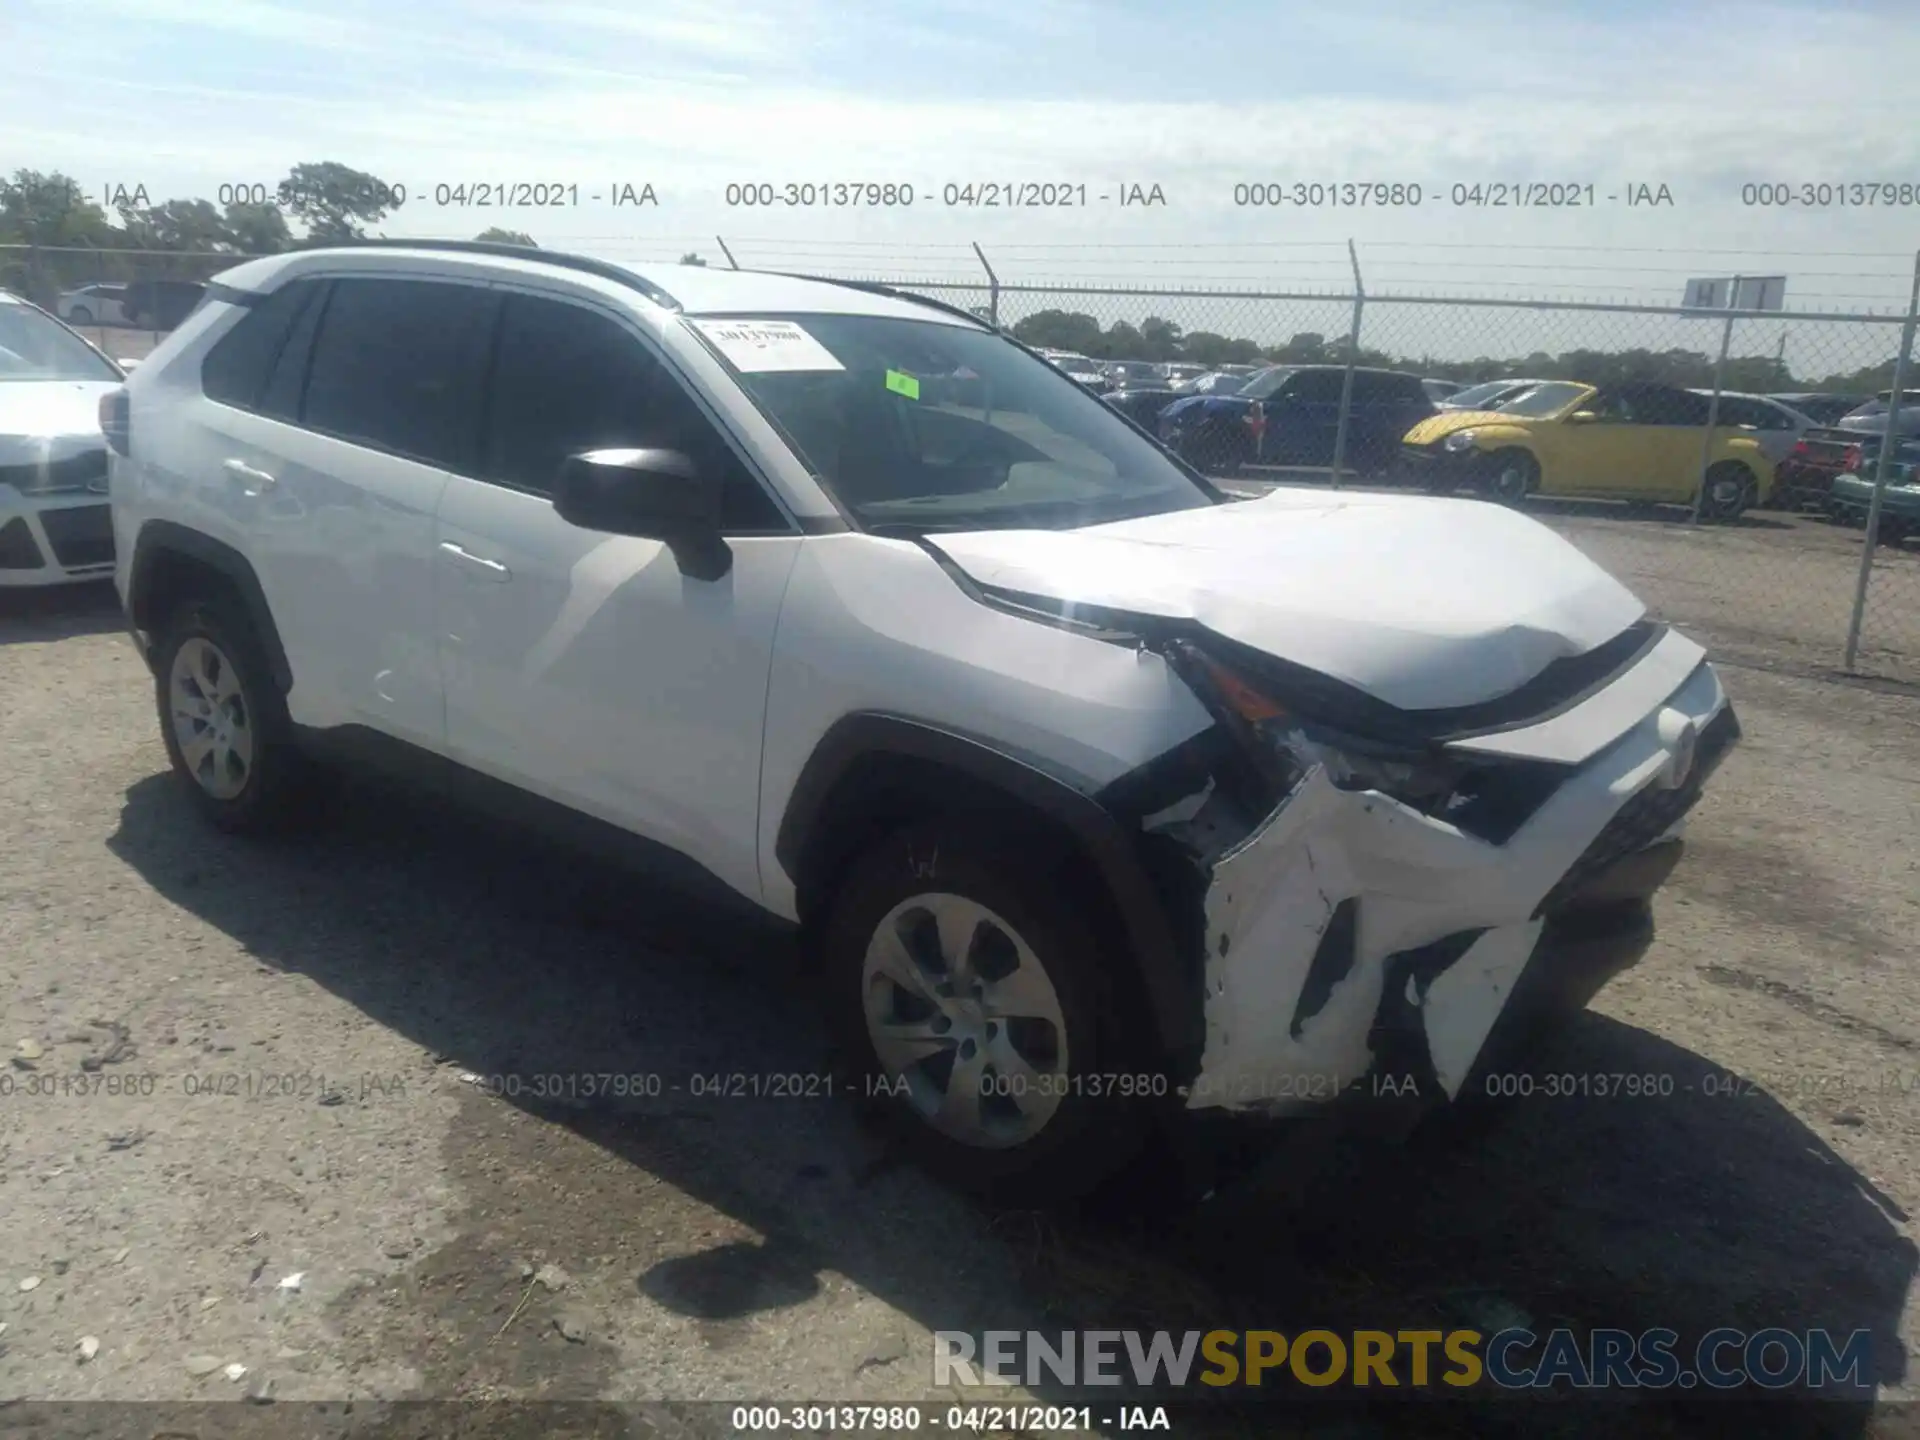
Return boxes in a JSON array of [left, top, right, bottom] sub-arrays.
[[1437, 377, 1554, 412], [1401, 380, 1773, 520], [121, 279, 207, 330], [57, 283, 130, 327], [0, 292, 124, 587], [1102, 385, 1182, 430], [1158, 362, 1209, 388], [1768, 392, 1869, 427], [1826, 441, 1920, 544], [1103, 360, 1163, 390], [1218, 363, 1260, 376], [1180, 371, 1251, 397], [1422, 378, 1463, 403], [1689, 391, 1813, 464], [1775, 390, 1920, 509], [1159, 364, 1435, 476], [1057, 357, 1113, 392]]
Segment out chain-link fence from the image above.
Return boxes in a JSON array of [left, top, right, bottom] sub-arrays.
[[8, 241, 1916, 685]]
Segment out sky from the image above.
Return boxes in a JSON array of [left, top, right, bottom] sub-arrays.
[[7, 0, 1920, 365]]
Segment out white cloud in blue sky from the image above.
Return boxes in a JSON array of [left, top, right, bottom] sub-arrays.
[[6, 0, 1920, 311]]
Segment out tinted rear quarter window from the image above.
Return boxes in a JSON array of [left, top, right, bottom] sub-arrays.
[[301, 277, 497, 469], [1285, 370, 1346, 403], [200, 280, 321, 411]]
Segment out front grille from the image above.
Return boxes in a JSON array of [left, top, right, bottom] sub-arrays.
[[37, 503, 115, 568], [0, 516, 45, 569], [0, 449, 110, 495], [1534, 706, 1740, 918]]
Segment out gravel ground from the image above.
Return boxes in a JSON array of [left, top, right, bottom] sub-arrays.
[[2, 526, 1918, 1438]]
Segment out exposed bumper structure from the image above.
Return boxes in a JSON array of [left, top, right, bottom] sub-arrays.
[[1182, 649, 1735, 1115]]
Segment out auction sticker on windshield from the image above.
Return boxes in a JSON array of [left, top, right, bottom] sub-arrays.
[[690, 318, 845, 372]]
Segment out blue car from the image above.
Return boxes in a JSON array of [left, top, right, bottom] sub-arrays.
[[1157, 364, 1436, 477]]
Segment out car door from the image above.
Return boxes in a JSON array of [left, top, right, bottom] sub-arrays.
[[1557, 385, 1665, 496], [1626, 386, 1717, 500], [1262, 368, 1344, 465], [433, 286, 802, 904], [189, 272, 487, 744], [207, 273, 496, 743]]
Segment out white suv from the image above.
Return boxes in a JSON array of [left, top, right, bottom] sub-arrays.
[[108, 241, 1739, 1203]]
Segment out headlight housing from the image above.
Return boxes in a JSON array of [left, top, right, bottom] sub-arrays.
[[1442, 429, 1479, 453]]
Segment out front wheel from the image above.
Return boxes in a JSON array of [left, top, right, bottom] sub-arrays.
[[1475, 448, 1539, 505], [821, 820, 1150, 1206], [69, 306, 93, 326], [1697, 462, 1757, 523]]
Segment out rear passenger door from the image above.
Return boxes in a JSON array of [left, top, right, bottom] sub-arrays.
[[197, 274, 495, 743], [433, 286, 800, 905], [1262, 369, 1345, 465]]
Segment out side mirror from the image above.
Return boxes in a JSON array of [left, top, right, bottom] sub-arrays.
[[551, 448, 732, 581], [1566, 410, 1598, 424]]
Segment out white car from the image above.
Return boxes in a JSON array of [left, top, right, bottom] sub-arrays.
[[1690, 390, 1815, 465], [109, 242, 1739, 1203], [0, 293, 123, 587], [57, 283, 130, 328]]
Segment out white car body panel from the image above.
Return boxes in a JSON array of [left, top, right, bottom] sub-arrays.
[[0, 378, 121, 589], [925, 488, 1646, 712], [756, 535, 1214, 918], [1188, 657, 1727, 1112]]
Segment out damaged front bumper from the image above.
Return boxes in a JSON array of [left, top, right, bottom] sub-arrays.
[[1171, 643, 1735, 1117]]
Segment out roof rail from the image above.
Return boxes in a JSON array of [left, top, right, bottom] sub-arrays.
[[767, 273, 993, 330], [321, 238, 682, 312]]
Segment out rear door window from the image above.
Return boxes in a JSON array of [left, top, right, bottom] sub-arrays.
[[200, 280, 324, 412], [299, 278, 497, 470]]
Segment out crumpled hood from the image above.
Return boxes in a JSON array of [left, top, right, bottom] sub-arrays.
[[0, 380, 120, 461], [924, 489, 1647, 711]]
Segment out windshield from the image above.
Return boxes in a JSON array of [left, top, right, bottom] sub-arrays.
[[1240, 366, 1298, 400], [0, 303, 119, 382], [1447, 379, 1523, 409], [695, 312, 1218, 534], [1494, 381, 1591, 418]]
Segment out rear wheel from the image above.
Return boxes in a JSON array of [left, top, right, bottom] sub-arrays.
[[821, 819, 1150, 1206], [69, 305, 94, 325], [154, 598, 310, 833], [1697, 462, 1757, 522]]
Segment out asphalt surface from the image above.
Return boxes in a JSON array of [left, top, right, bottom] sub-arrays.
[[2, 507, 1918, 1437]]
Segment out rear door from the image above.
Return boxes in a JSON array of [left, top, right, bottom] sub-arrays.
[[433, 286, 801, 903], [209, 273, 496, 742], [1353, 371, 1435, 465]]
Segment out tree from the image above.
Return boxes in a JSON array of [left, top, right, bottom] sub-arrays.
[[224, 201, 292, 254], [1138, 316, 1182, 361], [1103, 320, 1145, 357], [1009, 308, 1105, 355], [1269, 332, 1328, 364], [0, 170, 116, 247], [476, 227, 536, 246], [679, 251, 708, 266], [276, 162, 398, 244], [117, 197, 229, 251]]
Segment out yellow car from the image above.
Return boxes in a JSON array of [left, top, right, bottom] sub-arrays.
[[1399, 379, 1775, 520]]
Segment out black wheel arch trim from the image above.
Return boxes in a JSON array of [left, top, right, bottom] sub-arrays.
[[126, 520, 293, 695], [776, 711, 1203, 1062]]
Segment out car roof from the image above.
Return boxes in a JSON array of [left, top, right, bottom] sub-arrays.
[[209, 242, 985, 329]]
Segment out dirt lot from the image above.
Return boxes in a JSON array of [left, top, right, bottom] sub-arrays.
[[2, 506, 1919, 1438]]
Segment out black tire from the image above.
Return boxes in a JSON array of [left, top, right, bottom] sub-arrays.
[[153, 597, 311, 834], [1697, 462, 1757, 522], [1474, 448, 1539, 505], [70, 306, 93, 326], [820, 818, 1152, 1206]]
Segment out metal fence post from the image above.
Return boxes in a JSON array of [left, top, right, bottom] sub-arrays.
[[1842, 249, 1920, 671], [1329, 240, 1365, 490], [1689, 275, 1741, 525], [715, 236, 740, 270], [972, 242, 1000, 328]]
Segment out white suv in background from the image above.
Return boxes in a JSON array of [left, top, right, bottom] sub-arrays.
[[109, 241, 1739, 1203], [0, 292, 122, 587]]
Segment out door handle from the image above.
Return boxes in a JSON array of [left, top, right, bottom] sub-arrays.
[[438, 541, 512, 581], [223, 458, 278, 492]]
